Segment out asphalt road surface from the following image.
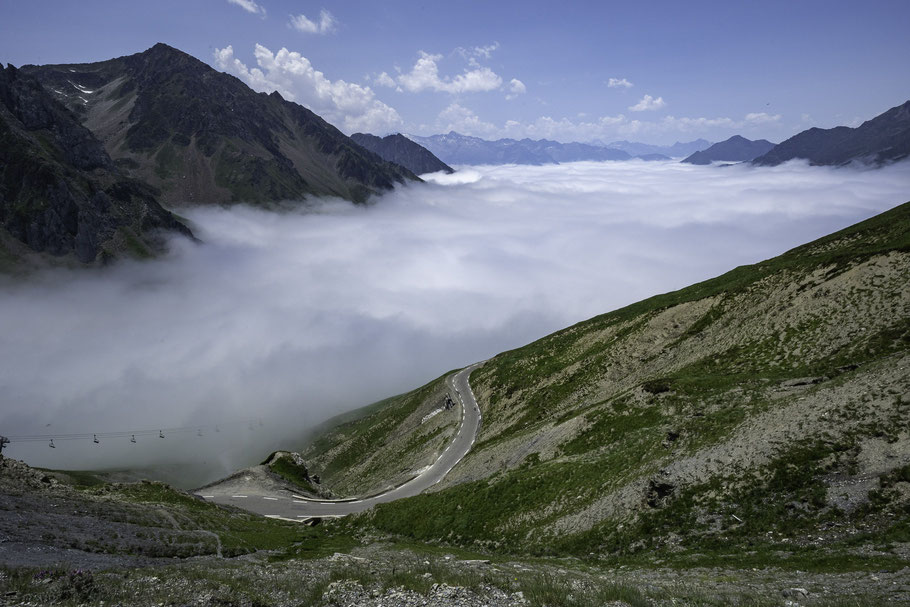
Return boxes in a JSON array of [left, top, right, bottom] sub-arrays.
[[197, 363, 483, 521]]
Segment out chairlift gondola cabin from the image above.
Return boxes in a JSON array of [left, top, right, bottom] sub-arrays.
[[48, 439, 55, 448]]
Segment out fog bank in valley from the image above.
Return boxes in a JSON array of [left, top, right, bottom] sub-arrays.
[[2, 159, 908, 484]]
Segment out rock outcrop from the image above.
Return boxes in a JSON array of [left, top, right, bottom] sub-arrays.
[[753, 100, 910, 167], [351, 133, 454, 175], [0, 64, 192, 264]]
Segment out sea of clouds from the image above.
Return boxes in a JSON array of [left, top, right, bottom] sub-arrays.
[[2, 159, 908, 484]]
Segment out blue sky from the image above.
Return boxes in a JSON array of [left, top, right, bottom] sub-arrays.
[[2, 0, 908, 144]]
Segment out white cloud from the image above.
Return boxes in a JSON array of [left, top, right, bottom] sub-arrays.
[[437, 102, 498, 138], [4, 161, 907, 480], [505, 78, 526, 100], [213, 44, 401, 134], [426, 108, 745, 143], [374, 71, 397, 88], [289, 8, 336, 34], [397, 51, 503, 94], [499, 114, 626, 141], [421, 104, 790, 144], [470, 42, 500, 60], [660, 115, 737, 131], [227, 0, 265, 16], [629, 94, 666, 111], [745, 112, 782, 124], [608, 77, 633, 89], [456, 42, 500, 66]]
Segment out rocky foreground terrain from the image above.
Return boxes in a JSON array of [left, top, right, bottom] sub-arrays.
[[1, 457, 909, 606]]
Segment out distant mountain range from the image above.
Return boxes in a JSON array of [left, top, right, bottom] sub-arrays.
[[0, 64, 192, 265], [753, 100, 910, 167], [405, 132, 705, 166], [21, 43, 417, 207], [682, 135, 776, 165], [351, 133, 453, 175], [409, 101, 910, 169], [596, 139, 712, 158]]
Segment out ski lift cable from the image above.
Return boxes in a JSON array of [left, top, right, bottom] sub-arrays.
[[4, 418, 261, 444]]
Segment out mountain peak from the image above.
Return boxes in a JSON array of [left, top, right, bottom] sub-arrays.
[[681, 135, 775, 165], [149, 42, 178, 52], [126, 42, 209, 75], [142, 42, 195, 59], [21, 44, 417, 206]]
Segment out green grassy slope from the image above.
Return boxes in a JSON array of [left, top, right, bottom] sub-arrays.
[[301, 372, 462, 496], [315, 201, 910, 567]]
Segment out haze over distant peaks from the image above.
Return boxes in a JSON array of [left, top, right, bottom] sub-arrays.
[[753, 100, 910, 167], [599, 139, 712, 158], [350, 133, 454, 175], [405, 132, 701, 166], [681, 135, 776, 165], [407, 132, 562, 165], [21, 43, 417, 206]]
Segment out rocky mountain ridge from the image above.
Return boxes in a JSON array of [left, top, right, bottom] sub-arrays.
[[0, 63, 192, 265], [681, 135, 775, 165], [753, 99, 910, 167], [21, 43, 418, 207], [351, 132, 454, 175]]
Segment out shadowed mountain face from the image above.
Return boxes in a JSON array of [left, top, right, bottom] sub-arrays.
[[681, 135, 775, 165], [407, 132, 633, 166], [0, 64, 192, 265], [21, 43, 417, 206], [351, 133, 454, 175], [753, 100, 910, 167]]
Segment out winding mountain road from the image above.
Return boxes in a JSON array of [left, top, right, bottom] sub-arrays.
[[196, 363, 482, 520]]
